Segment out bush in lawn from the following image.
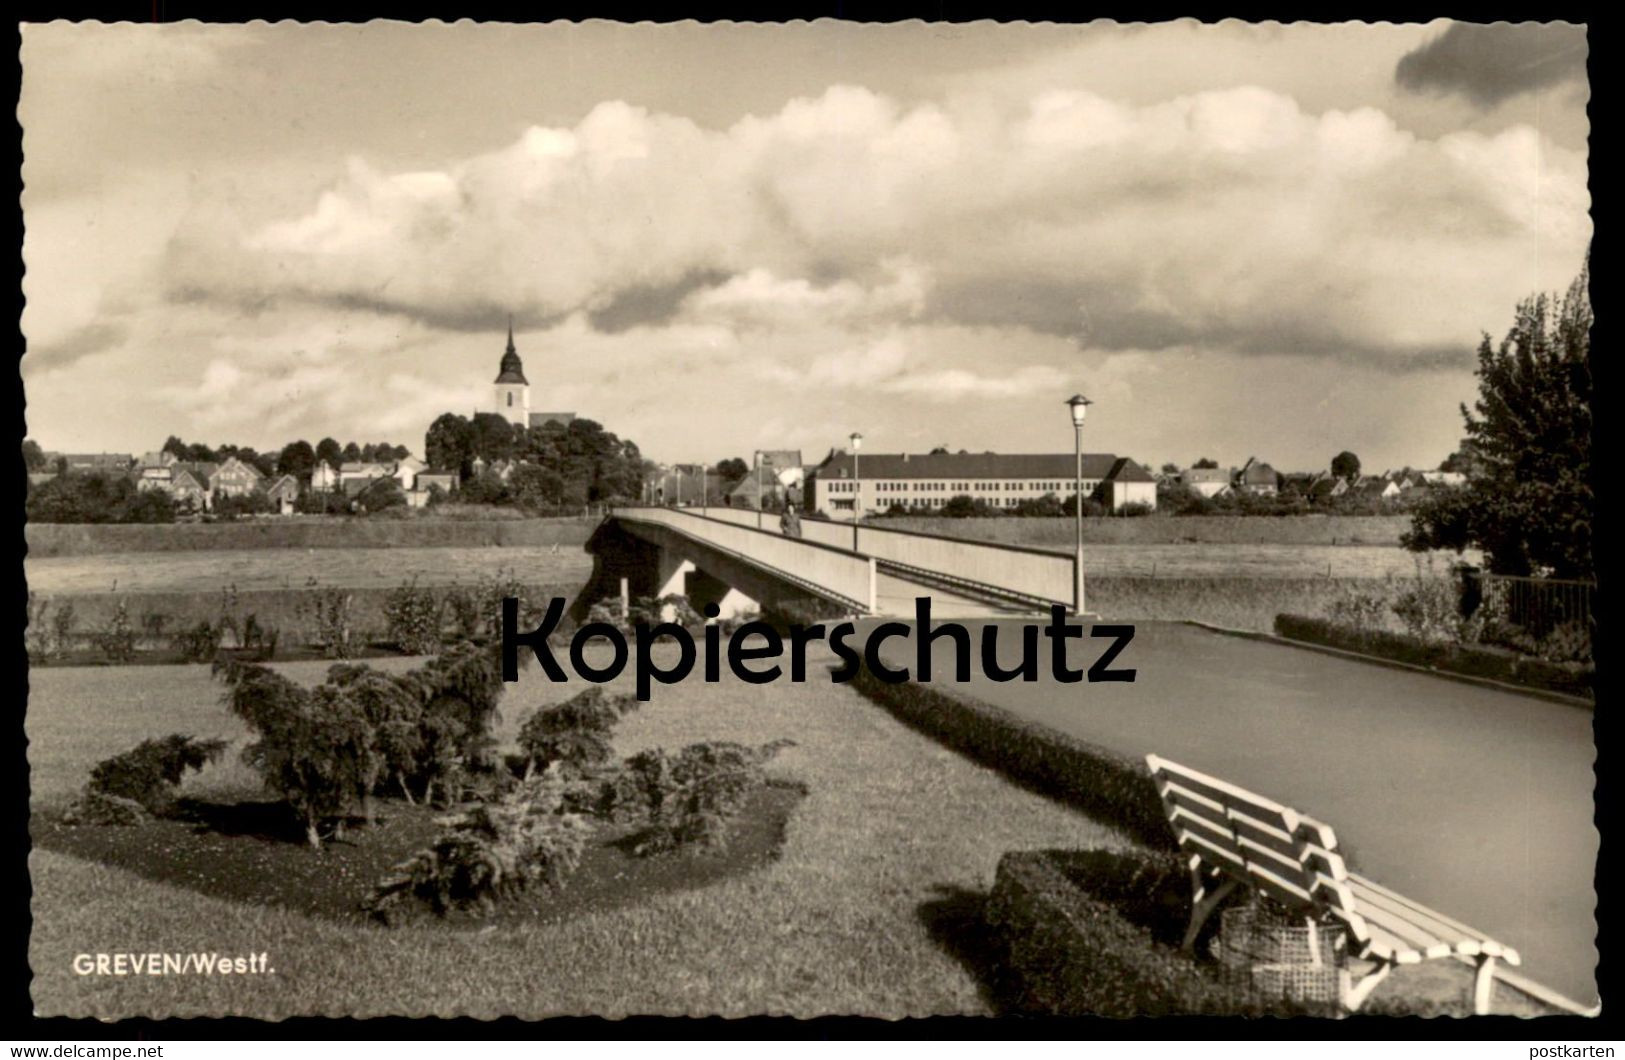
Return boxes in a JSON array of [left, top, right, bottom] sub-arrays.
[[94, 599, 138, 664], [323, 663, 429, 814], [444, 585, 482, 641], [383, 578, 445, 655], [25, 592, 61, 662], [516, 686, 640, 777], [59, 791, 150, 827], [606, 739, 795, 855], [139, 609, 172, 646], [82, 734, 230, 816], [365, 771, 592, 922], [298, 586, 356, 659], [217, 660, 381, 850], [407, 640, 514, 785], [177, 620, 223, 664]]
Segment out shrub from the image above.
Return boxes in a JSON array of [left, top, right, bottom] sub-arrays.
[[94, 599, 138, 664], [300, 587, 356, 659], [985, 848, 1303, 1016], [176, 620, 223, 664], [139, 609, 172, 643], [1324, 581, 1393, 632], [60, 792, 149, 827], [1274, 614, 1594, 700], [84, 734, 229, 815], [51, 601, 77, 656], [217, 660, 380, 849], [516, 686, 639, 776], [365, 772, 592, 922], [444, 585, 482, 640], [384, 578, 445, 655], [25, 593, 58, 662], [611, 739, 795, 855]]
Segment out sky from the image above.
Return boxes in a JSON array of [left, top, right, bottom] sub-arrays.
[[20, 20, 1590, 473]]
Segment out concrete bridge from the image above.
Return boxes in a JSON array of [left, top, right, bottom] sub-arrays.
[[583, 505, 1084, 621]]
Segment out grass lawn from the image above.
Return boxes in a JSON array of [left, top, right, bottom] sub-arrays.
[[29, 648, 1126, 1018]]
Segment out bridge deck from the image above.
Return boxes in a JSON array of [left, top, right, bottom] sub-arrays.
[[611, 506, 1070, 617]]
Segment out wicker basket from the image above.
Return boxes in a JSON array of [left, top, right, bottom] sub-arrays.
[[1213, 900, 1346, 1012]]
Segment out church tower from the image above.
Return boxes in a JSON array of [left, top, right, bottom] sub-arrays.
[[493, 316, 530, 428]]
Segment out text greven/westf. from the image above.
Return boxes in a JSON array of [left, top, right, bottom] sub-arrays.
[[502, 597, 1136, 701]]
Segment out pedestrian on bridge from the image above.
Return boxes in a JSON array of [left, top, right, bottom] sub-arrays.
[[779, 500, 802, 539]]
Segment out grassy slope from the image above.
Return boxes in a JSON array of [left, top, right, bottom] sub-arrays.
[[29, 649, 1125, 1019], [24, 515, 599, 558]]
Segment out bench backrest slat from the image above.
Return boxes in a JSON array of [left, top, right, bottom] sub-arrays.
[[1147, 753, 1369, 945]]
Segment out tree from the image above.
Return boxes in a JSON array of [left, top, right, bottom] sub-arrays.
[[1160, 462, 1180, 475], [22, 439, 46, 472], [1438, 442, 1486, 477], [1193, 457, 1219, 469], [1331, 451, 1361, 482], [509, 463, 566, 509], [1404, 259, 1592, 578], [471, 414, 520, 465], [358, 479, 408, 513], [425, 414, 476, 478], [162, 436, 191, 461], [342, 442, 362, 463], [25, 472, 176, 524], [929, 445, 950, 455], [277, 440, 317, 480], [715, 457, 749, 484], [316, 437, 343, 469]]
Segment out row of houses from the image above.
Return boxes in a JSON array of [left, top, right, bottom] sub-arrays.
[[37, 449, 458, 513], [1169, 458, 1467, 501]]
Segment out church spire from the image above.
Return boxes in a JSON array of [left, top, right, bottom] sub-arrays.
[[494, 315, 527, 385]]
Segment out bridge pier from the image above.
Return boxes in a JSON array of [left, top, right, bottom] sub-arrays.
[[682, 569, 761, 621]]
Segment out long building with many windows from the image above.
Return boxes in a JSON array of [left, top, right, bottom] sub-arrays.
[[804, 450, 1156, 518]]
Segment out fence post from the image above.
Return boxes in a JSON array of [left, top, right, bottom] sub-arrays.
[[619, 577, 630, 621], [868, 557, 878, 615]]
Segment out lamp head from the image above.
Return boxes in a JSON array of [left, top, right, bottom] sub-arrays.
[[849, 432, 864, 452], [1065, 394, 1093, 427]]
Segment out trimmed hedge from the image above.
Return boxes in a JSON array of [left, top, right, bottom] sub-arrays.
[[1274, 614, 1594, 701], [985, 848, 1315, 1016], [850, 668, 1174, 849]]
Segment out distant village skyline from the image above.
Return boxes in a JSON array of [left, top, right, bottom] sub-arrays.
[[21, 21, 1589, 471]]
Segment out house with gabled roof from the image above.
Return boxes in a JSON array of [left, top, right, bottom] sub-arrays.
[[265, 474, 301, 515], [170, 463, 217, 511], [1179, 466, 1231, 498], [210, 456, 264, 499], [1233, 457, 1279, 495]]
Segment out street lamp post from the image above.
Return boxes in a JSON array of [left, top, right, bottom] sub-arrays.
[[700, 461, 707, 516], [849, 432, 864, 551], [1066, 395, 1092, 615], [756, 452, 765, 529]]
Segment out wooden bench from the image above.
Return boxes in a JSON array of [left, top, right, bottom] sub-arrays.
[[1145, 753, 1521, 1015]]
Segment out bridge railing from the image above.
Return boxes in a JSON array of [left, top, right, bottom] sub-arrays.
[[612, 506, 877, 613], [622, 504, 1077, 609]]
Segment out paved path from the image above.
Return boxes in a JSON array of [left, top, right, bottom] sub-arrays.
[[862, 618, 1598, 1008]]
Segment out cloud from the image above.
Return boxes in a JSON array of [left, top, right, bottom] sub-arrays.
[[25, 320, 128, 369], [1396, 22, 1588, 107], [163, 81, 1588, 374]]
